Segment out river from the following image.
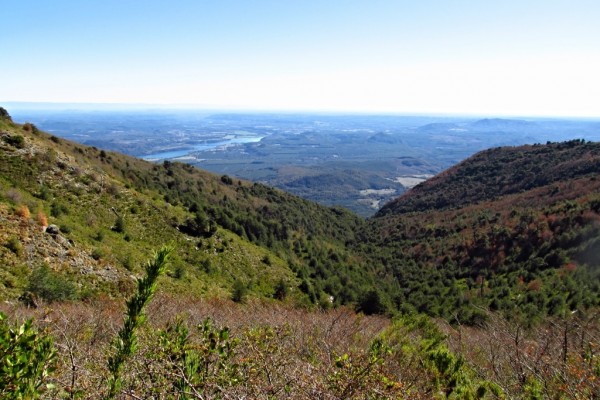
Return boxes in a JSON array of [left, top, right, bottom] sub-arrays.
[[141, 136, 263, 160]]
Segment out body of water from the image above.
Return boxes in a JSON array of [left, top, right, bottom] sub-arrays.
[[141, 136, 263, 160]]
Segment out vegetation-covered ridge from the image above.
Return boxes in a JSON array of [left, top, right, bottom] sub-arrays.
[[364, 139, 600, 325], [377, 139, 600, 215]]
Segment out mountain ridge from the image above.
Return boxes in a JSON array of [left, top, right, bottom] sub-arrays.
[[377, 139, 600, 216]]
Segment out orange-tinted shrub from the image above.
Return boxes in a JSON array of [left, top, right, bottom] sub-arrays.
[[15, 204, 30, 219]]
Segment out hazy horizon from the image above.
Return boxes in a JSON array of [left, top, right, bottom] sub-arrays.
[[3, 1, 600, 117], [6, 101, 600, 121]]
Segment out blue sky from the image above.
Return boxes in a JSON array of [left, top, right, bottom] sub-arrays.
[[2, 0, 600, 116]]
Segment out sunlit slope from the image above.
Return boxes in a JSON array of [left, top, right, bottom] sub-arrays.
[[0, 110, 376, 306]]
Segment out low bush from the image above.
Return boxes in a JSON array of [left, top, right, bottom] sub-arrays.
[[22, 123, 39, 135], [27, 265, 77, 303], [112, 216, 125, 233], [91, 248, 104, 260], [3, 134, 25, 149], [231, 280, 247, 303], [15, 204, 30, 219], [5, 237, 22, 256]]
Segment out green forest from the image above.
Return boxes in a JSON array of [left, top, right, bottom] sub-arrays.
[[1, 107, 599, 398]]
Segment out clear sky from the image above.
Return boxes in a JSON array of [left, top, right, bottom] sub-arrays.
[[2, 0, 600, 116]]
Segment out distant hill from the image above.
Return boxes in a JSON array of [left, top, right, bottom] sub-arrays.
[[417, 122, 466, 133], [469, 118, 538, 131], [416, 118, 539, 134]]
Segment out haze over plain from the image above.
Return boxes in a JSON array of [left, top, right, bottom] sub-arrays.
[[2, 0, 600, 117]]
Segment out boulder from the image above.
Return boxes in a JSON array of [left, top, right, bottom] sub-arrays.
[[46, 224, 60, 235]]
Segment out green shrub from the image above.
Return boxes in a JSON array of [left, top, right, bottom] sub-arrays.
[[122, 256, 133, 271], [112, 216, 125, 233], [3, 134, 25, 149], [27, 265, 77, 303], [0, 313, 56, 398], [50, 202, 69, 217], [178, 213, 217, 238], [328, 338, 394, 398], [154, 318, 241, 397], [274, 278, 288, 300], [357, 288, 389, 315], [106, 246, 171, 399], [200, 258, 212, 273], [91, 248, 104, 260], [231, 280, 247, 303], [172, 263, 186, 280], [36, 185, 51, 201], [94, 230, 104, 242], [5, 237, 22, 256]]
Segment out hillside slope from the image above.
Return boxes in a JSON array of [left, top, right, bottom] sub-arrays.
[[377, 139, 600, 215], [0, 110, 376, 307], [367, 140, 600, 323]]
